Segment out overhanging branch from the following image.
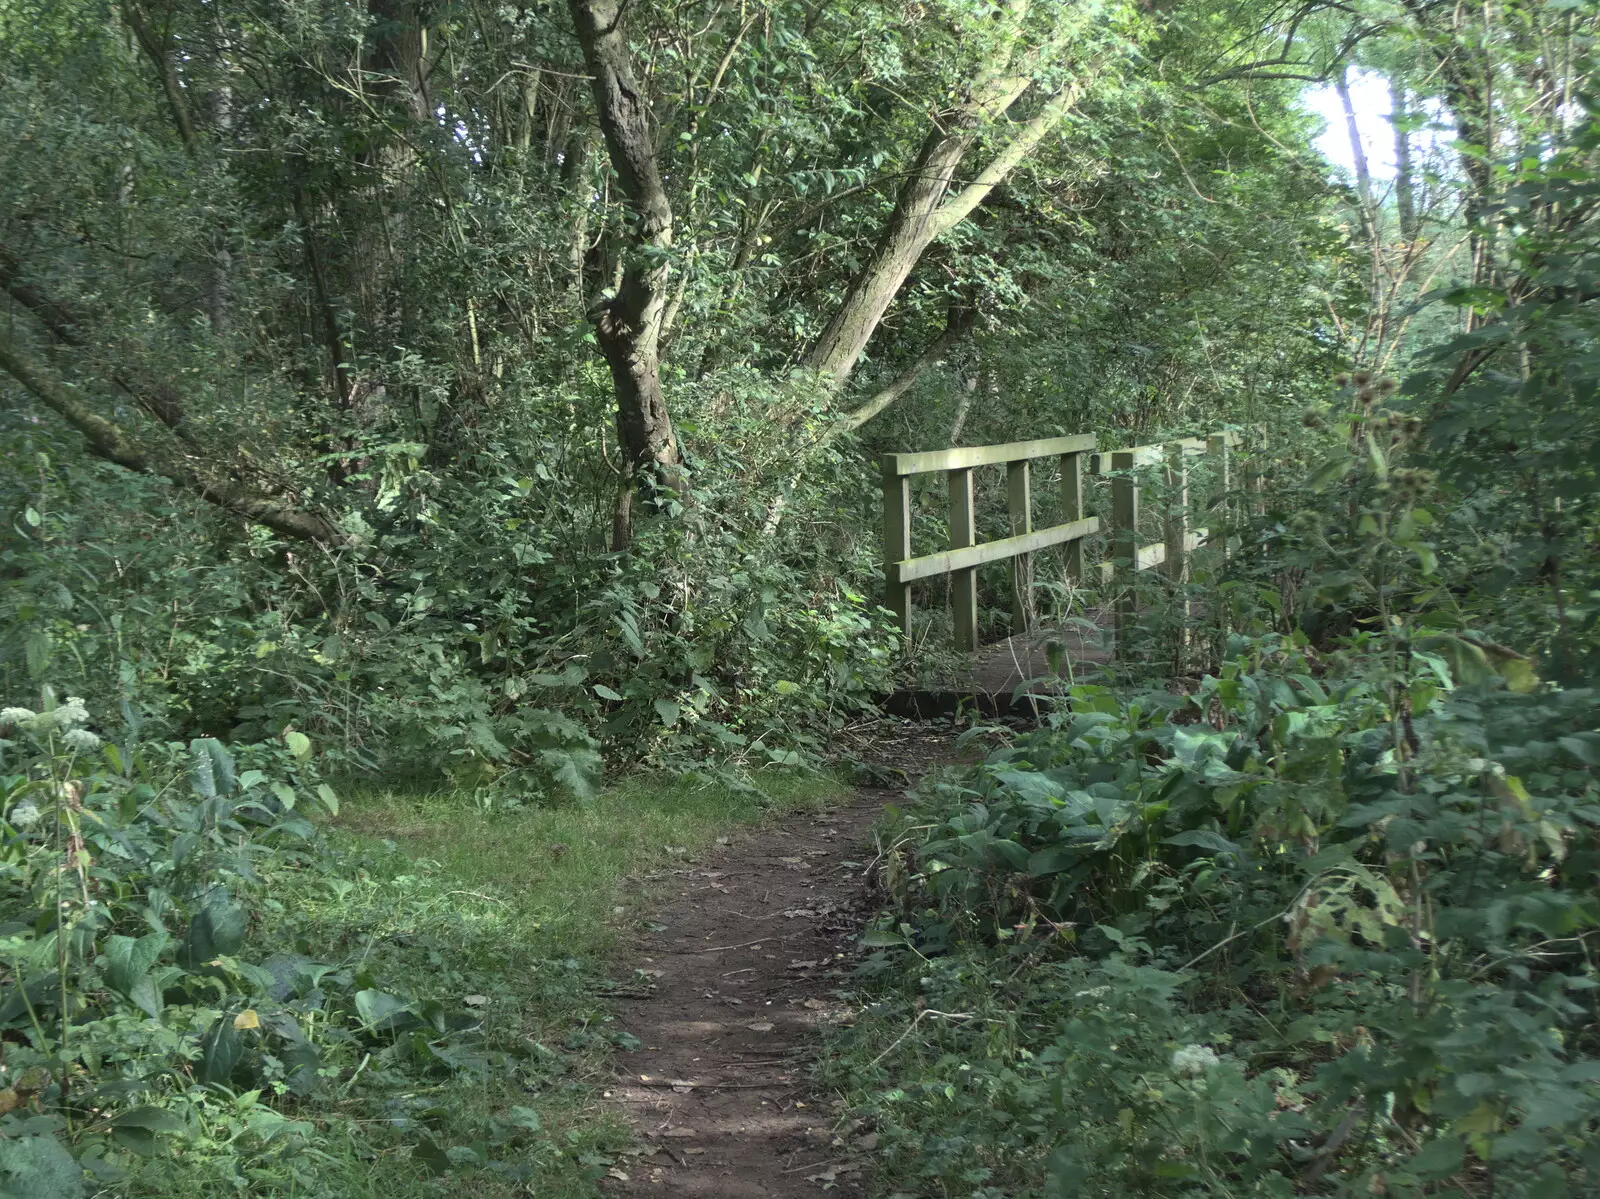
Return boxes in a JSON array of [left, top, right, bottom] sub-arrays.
[[0, 328, 348, 544]]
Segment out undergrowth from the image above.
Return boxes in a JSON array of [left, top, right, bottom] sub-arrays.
[[0, 697, 842, 1197]]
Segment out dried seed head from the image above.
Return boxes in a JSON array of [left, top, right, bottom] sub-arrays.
[[1334, 373, 1351, 388], [1353, 370, 1372, 386], [1379, 377, 1398, 394]]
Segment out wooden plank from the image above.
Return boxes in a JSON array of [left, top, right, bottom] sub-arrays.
[[1099, 540, 1165, 582], [890, 517, 1100, 584], [1007, 459, 1032, 634], [884, 433, 1095, 477], [1089, 434, 1228, 475], [1060, 450, 1085, 583], [949, 467, 977, 652], [1091, 443, 1164, 474], [882, 472, 912, 633], [1135, 541, 1166, 571]]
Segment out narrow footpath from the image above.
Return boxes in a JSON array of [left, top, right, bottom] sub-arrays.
[[600, 726, 956, 1197]]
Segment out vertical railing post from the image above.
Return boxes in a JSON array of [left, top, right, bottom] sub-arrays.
[[882, 462, 911, 638], [1244, 428, 1266, 517], [949, 466, 978, 652], [1006, 459, 1032, 634], [1060, 450, 1085, 584], [1206, 434, 1231, 560], [1163, 444, 1190, 585], [1111, 450, 1138, 649], [1164, 443, 1192, 670]]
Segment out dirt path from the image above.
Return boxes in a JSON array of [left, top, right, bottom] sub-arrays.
[[600, 727, 955, 1197]]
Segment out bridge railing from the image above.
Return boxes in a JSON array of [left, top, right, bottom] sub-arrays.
[[882, 428, 1266, 654]]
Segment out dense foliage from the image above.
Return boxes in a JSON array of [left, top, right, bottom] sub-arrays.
[[3, 0, 1597, 1192]]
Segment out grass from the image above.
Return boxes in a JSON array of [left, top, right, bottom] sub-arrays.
[[120, 768, 847, 1199], [297, 768, 851, 1197], [334, 769, 847, 967]]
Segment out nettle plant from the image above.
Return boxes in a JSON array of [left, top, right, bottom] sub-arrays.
[[0, 691, 515, 1196]]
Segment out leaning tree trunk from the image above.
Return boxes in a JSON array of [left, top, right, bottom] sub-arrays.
[[567, 0, 682, 551]]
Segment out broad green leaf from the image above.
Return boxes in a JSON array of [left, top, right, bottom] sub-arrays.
[[859, 929, 907, 947], [0, 1133, 84, 1199], [506, 1105, 542, 1132], [315, 784, 339, 815], [108, 1107, 187, 1134], [197, 1016, 244, 1085], [284, 731, 311, 759]]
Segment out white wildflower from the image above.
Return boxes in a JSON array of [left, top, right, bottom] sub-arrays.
[[52, 698, 90, 728], [0, 707, 36, 729], [7, 801, 41, 830], [61, 728, 102, 753], [1171, 1044, 1220, 1076]]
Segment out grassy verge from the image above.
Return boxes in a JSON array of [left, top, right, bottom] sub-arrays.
[[279, 768, 850, 1197]]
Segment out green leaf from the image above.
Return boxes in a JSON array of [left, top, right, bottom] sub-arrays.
[[178, 900, 249, 968], [271, 782, 297, 810], [1163, 830, 1243, 857], [108, 1107, 187, 1134], [102, 933, 167, 1018], [284, 731, 311, 759], [859, 929, 907, 947], [197, 1015, 244, 1085], [1307, 455, 1349, 491], [0, 1134, 84, 1199], [315, 783, 340, 815], [189, 738, 236, 797], [506, 1105, 542, 1132], [24, 632, 51, 679], [593, 684, 623, 701], [355, 989, 420, 1033], [653, 698, 681, 727], [22, 507, 41, 528], [1558, 733, 1600, 766]]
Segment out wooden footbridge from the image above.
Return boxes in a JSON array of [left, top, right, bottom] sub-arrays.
[[882, 427, 1266, 711]]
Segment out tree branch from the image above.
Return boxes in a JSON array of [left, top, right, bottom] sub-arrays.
[[0, 329, 347, 544], [837, 303, 975, 433], [931, 80, 1083, 237]]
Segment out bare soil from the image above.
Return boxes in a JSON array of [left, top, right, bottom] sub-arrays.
[[599, 725, 959, 1197]]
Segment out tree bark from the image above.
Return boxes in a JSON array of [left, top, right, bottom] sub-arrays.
[[121, 1, 199, 153], [568, 0, 682, 551], [837, 302, 975, 434], [800, 8, 1083, 388], [1391, 79, 1417, 242]]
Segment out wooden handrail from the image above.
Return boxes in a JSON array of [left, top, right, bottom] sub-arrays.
[[883, 434, 1095, 477]]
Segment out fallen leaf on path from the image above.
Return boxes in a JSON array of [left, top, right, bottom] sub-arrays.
[[803, 998, 828, 1010], [606, 1167, 630, 1181], [658, 1127, 697, 1139], [856, 1133, 880, 1150], [670, 1080, 696, 1093], [746, 1021, 774, 1032], [463, 994, 489, 1006]]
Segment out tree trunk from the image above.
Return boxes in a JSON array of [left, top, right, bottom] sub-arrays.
[[568, 0, 682, 551], [1391, 79, 1417, 242], [800, 27, 1083, 389]]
